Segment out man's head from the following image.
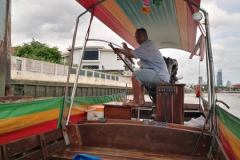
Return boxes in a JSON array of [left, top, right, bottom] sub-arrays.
[[135, 28, 148, 45]]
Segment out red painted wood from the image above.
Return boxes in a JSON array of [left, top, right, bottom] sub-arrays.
[[69, 113, 86, 125], [0, 119, 58, 144], [219, 130, 238, 160], [0, 112, 86, 144]]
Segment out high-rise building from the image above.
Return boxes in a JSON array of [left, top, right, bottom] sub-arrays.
[[217, 69, 223, 86], [226, 80, 231, 87]]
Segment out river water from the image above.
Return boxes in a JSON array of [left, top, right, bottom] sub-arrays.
[[129, 92, 240, 118], [185, 92, 240, 118]]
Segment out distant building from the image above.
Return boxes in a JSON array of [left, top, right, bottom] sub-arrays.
[[198, 76, 205, 85], [61, 46, 126, 72], [186, 83, 195, 88], [226, 80, 231, 87], [217, 69, 223, 86], [232, 84, 240, 89]]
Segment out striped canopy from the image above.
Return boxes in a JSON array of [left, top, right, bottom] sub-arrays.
[[76, 0, 201, 53]]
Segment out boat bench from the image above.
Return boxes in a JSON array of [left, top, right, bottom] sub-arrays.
[[46, 123, 211, 160], [0, 128, 65, 160], [0, 121, 227, 160]]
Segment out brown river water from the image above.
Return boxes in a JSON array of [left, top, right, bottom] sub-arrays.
[[129, 92, 240, 118]]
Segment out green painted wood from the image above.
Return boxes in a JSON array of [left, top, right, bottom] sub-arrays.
[[217, 106, 240, 140], [115, 0, 182, 49], [0, 97, 63, 119]]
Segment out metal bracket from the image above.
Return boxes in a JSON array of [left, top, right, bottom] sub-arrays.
[[158, 86, 178, 94]]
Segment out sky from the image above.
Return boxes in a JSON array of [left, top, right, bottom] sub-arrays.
[[11, 0, 240, 85]]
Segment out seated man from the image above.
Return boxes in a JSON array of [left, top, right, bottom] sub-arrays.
[[114, 28, 169, 107]]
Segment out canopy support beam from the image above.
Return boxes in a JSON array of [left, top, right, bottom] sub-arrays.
[[61, 0, 106, 145], [187, 1, 217, 158]]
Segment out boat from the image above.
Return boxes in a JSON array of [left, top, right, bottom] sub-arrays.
[[0, 0, 240, 160]]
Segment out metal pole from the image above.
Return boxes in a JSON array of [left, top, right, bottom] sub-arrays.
[[205, 37, 212, 131], [61, 18, 79, 127], [60, 0, 107, 145], [65, 31, 89, 126], [201, 8, 217, 157], [88, 39, 123, 48], [0, 0, 11, 96], [204, 11, 216, 132]]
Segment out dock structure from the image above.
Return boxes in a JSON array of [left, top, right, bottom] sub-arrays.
[[0, 0, 11, 96], [10, 56, 133, 98]]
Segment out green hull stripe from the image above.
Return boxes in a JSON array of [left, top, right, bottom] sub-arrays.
[[0, 97, 63, 120], [66, 92, 125, 106], [216, 106, 240, 140], [0, 92, 124, 122]]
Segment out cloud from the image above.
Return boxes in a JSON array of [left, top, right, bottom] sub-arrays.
[[201, 2, 240, 39], [12, 0, 86, 51]]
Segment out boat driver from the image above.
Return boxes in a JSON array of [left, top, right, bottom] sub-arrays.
[[114, 28, 169, 107]]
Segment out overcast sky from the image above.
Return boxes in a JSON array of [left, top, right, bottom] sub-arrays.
[[11, 0, 240, 85]]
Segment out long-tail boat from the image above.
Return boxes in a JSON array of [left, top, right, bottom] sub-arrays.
[[0, 0, 239, 160]]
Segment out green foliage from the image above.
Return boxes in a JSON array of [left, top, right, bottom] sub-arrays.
[[13, 39, 62, 64], [108, 72, 118, 75], [125, 65, 136, 71], [73, 64, 78, 68]]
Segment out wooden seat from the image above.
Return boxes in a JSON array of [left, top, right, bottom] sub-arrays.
[[41, 128, 66, 156], [48, 146, 206, 160], [0, 145, 3, 160], [1, 134, 44, 160], [0, 128, 66, 160]]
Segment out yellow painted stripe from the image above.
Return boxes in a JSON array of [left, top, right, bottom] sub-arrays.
[[100, 0, 136, 37], [175, 0, 188, 51], [0, 108, 60, 134], [66, 105, 88, 116], [218, 118, 240, 159]]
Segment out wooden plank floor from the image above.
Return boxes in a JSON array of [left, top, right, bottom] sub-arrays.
[[48, 146, 206, 160]]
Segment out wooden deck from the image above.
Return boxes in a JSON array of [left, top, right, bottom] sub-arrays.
[[48, 146, 205, 160], [0, 120, 227, 160]]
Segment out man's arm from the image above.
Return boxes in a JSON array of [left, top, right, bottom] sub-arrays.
[[114, 42, 134, 58], [114, 48, 134, 58]]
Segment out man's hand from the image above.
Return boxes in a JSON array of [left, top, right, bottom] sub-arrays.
[[113, 47, 134, 58], [122, 42, 128, 50]]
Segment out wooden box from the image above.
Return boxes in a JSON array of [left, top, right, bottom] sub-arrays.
[[155, 84, 185, 124], [103, 102, 132, 120]]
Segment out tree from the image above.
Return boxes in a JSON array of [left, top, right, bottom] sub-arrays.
[[13, 39, 62, 64]]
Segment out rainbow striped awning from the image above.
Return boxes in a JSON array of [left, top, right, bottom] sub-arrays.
[[76, 0, 201, 53]]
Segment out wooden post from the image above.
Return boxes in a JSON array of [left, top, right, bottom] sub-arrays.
[[0, 0, 11, 96], [155, 84, 185, 124]]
